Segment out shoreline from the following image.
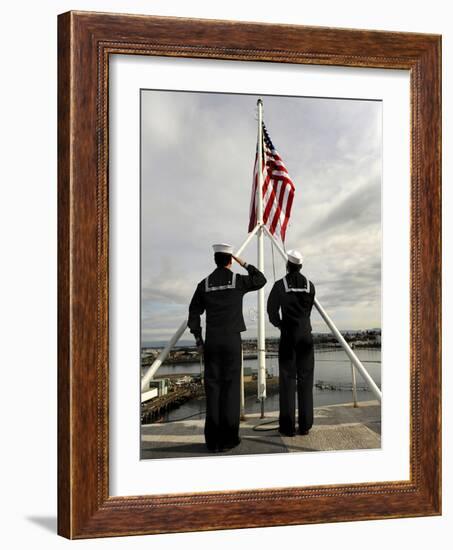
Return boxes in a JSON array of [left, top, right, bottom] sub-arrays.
[[141, 344, 382, 368]]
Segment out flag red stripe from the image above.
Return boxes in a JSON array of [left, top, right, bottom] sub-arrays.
[[248, 122, 296, 243]]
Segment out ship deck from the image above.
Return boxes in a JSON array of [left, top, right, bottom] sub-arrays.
[[140, 400, 381, 459]]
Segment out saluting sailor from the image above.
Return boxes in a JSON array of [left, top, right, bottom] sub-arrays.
[[188, 243, 266, 452], [266, 249, 316, 436]]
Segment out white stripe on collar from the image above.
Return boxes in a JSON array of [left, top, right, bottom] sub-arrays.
[[205, 272, 237, 292], [283, 275, 310, 293]]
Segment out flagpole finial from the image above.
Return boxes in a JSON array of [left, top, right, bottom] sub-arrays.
[[257, 98, 263, 106]]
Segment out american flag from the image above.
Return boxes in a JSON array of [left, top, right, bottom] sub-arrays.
[[248, 122, 296, 243]]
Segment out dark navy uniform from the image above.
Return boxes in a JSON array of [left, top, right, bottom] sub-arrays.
[[267, 272, 316, 435], [188, 264, 266, 450]]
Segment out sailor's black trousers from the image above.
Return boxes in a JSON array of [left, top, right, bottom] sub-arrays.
[[278, 328, 315, 434], [203, 330, 242, 449]]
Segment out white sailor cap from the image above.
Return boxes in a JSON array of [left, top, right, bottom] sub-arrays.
[[212, 243, 233, 254], [287, 249, 303, 265]]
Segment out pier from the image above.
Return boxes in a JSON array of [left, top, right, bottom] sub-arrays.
[[140, 400, 380, 459], [141, 386, 204, 424], [141, 374, 281, 424]]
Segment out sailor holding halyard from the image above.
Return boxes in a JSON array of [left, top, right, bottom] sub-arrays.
[[188, 243, 266, 452], [267, 249, 316, 436]]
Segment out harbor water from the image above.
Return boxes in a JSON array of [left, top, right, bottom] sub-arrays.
[[143, 348, 381, 422]]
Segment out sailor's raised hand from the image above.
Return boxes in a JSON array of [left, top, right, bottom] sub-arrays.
[[232, 254, 246, 267]]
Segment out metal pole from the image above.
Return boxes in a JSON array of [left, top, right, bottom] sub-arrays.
[[236, 222, 260, 256], [314, 300, 381, 402], [141, 319, 187, 392], [350, 360, 358, 407], [256, 99, 266, 417], [262, 224, 382, 402], [237, 221, 262, 417]]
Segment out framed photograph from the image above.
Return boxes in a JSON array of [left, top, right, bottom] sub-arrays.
[[58, 11, 441, 538], [137, 88, 383, 462]]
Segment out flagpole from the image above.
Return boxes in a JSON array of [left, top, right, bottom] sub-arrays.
[[257, 99, 266, 417]]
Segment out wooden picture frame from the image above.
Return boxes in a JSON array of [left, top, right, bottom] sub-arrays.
[[58, 11, 441, 538]]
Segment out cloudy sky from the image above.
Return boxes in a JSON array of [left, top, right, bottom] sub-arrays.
[[141, 90, 381, 344]]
